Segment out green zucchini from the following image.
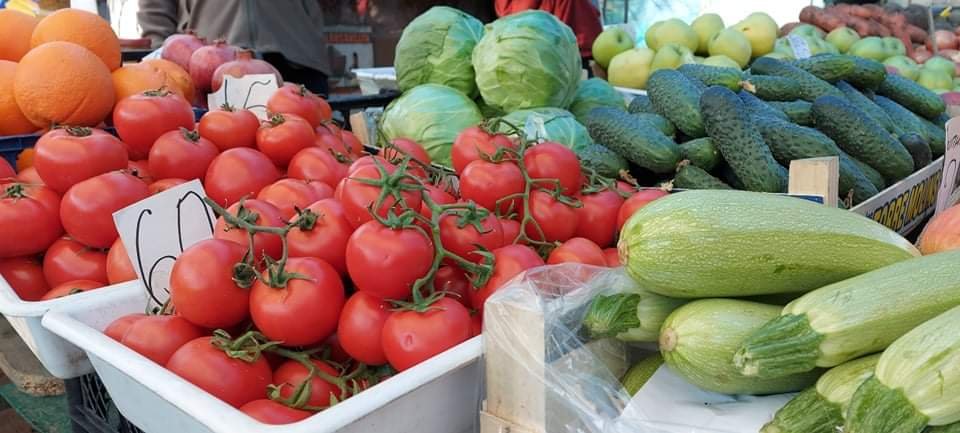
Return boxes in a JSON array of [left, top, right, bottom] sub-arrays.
[[677, 63, 742, 91], [627, 94, 655, 114], [646, 69, 706, 138], [741, 75, 803, 101], [660, 299, 822, 395], [851, 157, 887, 191], [735, 250, 959, 379], [619, 190, 919, 299], [768, 100, 814, 126], [761, 354, 880, 433], [621, 353, 664, 396], [673, 161, 731, 190], [678, 137, 720, 171], [582, 268, 688, 343], [845, 304, 960, 433], [877, 73, 947, 120], [584, 107, 681, 174], [750, 57, 844, 101], [836, 80, 899, 135]]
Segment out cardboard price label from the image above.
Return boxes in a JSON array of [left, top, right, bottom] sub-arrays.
[[207, 73, 280, 120], [935, 117, 960, 213]]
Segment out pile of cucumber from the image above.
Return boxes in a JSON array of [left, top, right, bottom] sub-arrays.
[[583, 54, 949, 206], [581, 190, 960, 433]]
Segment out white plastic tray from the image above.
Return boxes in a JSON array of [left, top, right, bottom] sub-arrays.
[[0, 276, 146, 378], [42, 302, 483, 433], [353, 67, 398, 95]]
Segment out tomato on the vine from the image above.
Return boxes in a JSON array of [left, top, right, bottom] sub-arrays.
[[148, 128, 220, 182], [0, 256, 50, 301], [339, 163, 422, 228], [33, 127, 128, 194], [198, 106, 260, 151], [43, 237, 108, 287], [250, 257, 344, 347], [272, 358, 344, 408], [459, 160, 524, 215], [384, 138, 431, 166], [603, 248, 620, 267], [240, 399, 312, 425], [165, 336, 273, 408], [113, 89, 195, 160], [381, 297, 472, 372], [522, 190, 578, 243], [439, 208, 503, 264], [451, 126, 515, 174], [266, 83, 332, 128], [547, 237, 607, 267], [106, 237, 137, 284], [213, 199, 285, 264], [346, 220, 434, 300], [337, 290, 392, 365], [204, 148, 280, 207], [287, 199, 353, 275], [169, 239, 250, 329], [256, 178, 324, 221], [120, 315, 206, 365], [523, 142, 582, 195], [0, 182, 62, 258], [256, 113, 315, 168], [470, 244, 544, 311], [419, 184, 457, 220], [288, 147, 348, 189], [616, 189, 669, 230], [498, 218, 522, 246], [433, 265, 472, 309], [103, 313, 147, 341], [41, 280, 102, 300], [574, 190, 625, 248]]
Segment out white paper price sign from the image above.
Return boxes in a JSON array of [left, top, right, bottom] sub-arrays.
[[786, 34, 812, 59], [207, 73, 279, 120], [112, 180, 216, 305], [935, 117, 960, 214]]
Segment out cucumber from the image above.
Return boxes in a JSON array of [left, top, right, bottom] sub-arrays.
[[851, 157, 887, 191], [754, 116, 878, 204], [736, 250, 959, 380], [750, 57, 844, 101], [741, 75, 803, 101], [627, 94, 655, 114], [790, 54, 857, 83], [920, 117, 946, 157], [739, 89, 790, 121], [678, 137, 720, 171], [646, 69, 706, 138], [619, 190, 919, 298], [846, 57, 887, 90], [900, 132, 932, 171], [701, 86, 787, 193], [928, 424, 960, 433], [811, 96, 915, 183], [584, 107, 681, 174], [622, 353, 664, 396], [581, 268, 688, 343], [768, 100, 814, 126], [677, 63, 742, 91], [719, 162, 746, 189], [877, 73, 947, 119], [660, 299, 822, 395], [673, 161, 732, 190], [875, 95, 943, 156], [576, 143, 629, 178], [633, 112, 676, 138], [836, 80, 899, 134]]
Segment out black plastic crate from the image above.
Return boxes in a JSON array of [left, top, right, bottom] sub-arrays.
[[0, 133, 38, 169], [65, 374, 142, 433]]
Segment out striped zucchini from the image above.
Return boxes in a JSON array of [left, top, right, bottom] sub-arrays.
[[660, 299, 821, 395], [761, 354, 880, 433], [622, 353, 664, 396], [845, 305, 960, 433], [582, 268, 687, 342], [619, 190, 919, 298], [735, 250, 960, 379]]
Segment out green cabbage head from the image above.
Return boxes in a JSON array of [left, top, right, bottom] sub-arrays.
[[395, 7, 484, 98], [568, 78, 626, 123], [498, 107, 593, 152]]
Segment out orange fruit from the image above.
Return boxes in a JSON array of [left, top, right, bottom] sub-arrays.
[[112, 63, 167, 102], [30, 8, 121, 71], [14, 41, 115, 128], [144, 59, 196, 103], [16, 148, 36, 171], [0, 10, 39, 62], [0, 60, 37, 135]]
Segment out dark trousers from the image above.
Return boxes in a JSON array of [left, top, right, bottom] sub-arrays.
[[262, 53, 330, 97]]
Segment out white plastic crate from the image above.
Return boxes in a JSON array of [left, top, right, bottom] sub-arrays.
[[353, 67, 397, 95], [42, 302, 483, 433], [0, 276, 145, 379]]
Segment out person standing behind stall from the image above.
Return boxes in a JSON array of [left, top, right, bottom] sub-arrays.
[[137, 0, 332, 96]]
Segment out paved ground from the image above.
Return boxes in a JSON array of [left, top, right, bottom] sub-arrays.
[[0, 372, 37, 433]]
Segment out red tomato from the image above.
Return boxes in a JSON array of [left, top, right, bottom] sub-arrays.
[[113, 90, 195, 159], [470, 310, 482, 337], [256, 113, 315, 168], [126, 160, 154, 184], [255, 178, 322, 221], [288, 147, 348, 188], [337, 291, 391, 365], [0, 159, 13, 179], [266, 83, 332, 128], [384, 138, 431, 165], [274, 358, 344, 408], [33, 127, 128, 194], [459, 160, 524, 215], [522, 190, 578, 243], [419, 184, 457, 220], [339, 163, 422, 228], [340, 131, 363, 157], [106, 237, 137, 284], [166, 336, 273, 408], [523, 142, 581, 195], [314, 133, 351, 159], [16, 167, 43, 185], [148, 129, 219, 182], [603, 248, 620, 267], [0, 182, 62, 258], [574, 190, 625, 248], [198, 107, 260, 151], [213, 199, 285, 263], [323, 334, 351, 364], [169, 239, 250, 329], [43, 238, 108, 287], [617, 189, 669, 230], [250, 257, 344, 346], [204, 148, 280, 207], [451, 126, 516, 174], [240, 399, 312, 425], [615, 181, 636, 195], [433, 266, 472, 309], [499, 218, 522, 245], [346, 221, 433, 300], [306, 181, 334, 199], [0, 256, 50, 301], [148, 178, 187, 195], [470, 244, 544, 311], [120, 315, 206, 365], [41, 280, 102, 300], [439, 209, 504, 264], [350, 154, 426, 179], [287, 199, 353, 275], [381, 297, 472, 371], [60, 172, 150, 248], [103, 313, 147, 341], [547, 237, 606, 266]]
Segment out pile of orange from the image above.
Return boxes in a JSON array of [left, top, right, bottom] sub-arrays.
[[0, 8, 194, 136]]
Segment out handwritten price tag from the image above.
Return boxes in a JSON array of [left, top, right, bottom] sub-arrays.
[[936, 117, 960, 213], [207, 74, 280, 120], [786, 34, 812, 59], [111, 180, 216, 305]]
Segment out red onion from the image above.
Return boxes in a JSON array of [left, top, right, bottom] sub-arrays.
[[189, 40, 237, 94], [161, 31, 205, 71], [211, 50, 283, 92], [927, 30, 959, 51]]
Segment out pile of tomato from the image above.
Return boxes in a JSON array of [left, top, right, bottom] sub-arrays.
[[0, 82, 671, 425]]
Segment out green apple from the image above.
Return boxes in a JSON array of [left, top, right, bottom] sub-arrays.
[[693, 55, 705, 63], [762, 51, 792, 60], [789, 24, 826, 39], [645, 21, 663, 49], [916, 68, 953, 91], [592, 26, 635, 69], [733, 12, 778, 57], [924, 56, 957, 79], [651, 43, 696, 72], [708, 28, 751, 68], [607, 47, 656, 89], [848, 37, 887, 61], [816, 38, 839, 55], [691, 13, 725, 55], [825, 27, 860, 53], [884, 55, 920, 80], [648, 18, 699, 52], [703, 54, 741, 69], [882, 37, 906, 58]]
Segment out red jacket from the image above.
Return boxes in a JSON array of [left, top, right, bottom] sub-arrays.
[[495, 0, 602, 58]]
